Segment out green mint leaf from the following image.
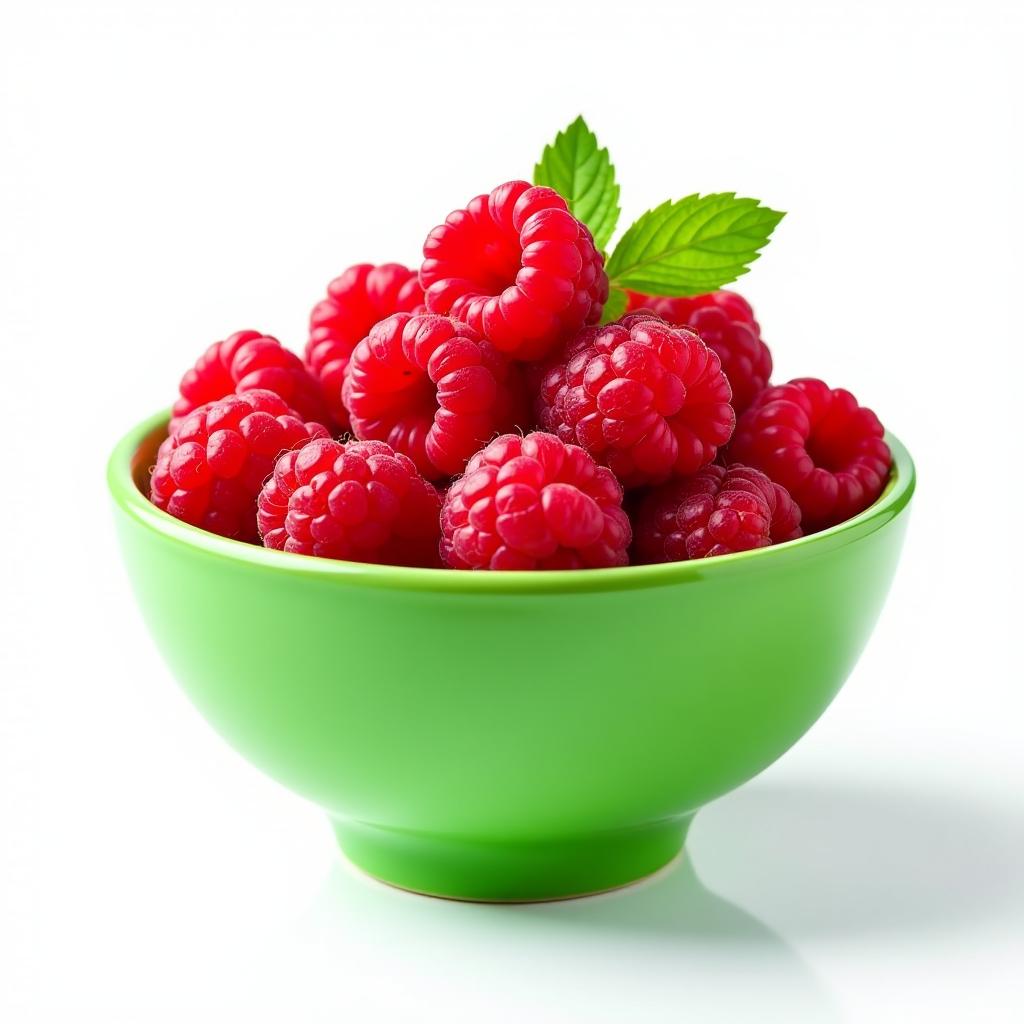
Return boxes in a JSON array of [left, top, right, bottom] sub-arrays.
[[600, 286, 628, 324], [604, 194, 785, 296], [534, 115, 620, 252]]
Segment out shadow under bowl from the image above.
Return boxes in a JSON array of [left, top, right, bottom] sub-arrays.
[[108, 412, 915, 902]]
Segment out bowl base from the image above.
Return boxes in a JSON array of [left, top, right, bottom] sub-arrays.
[[331, 815, 694, 903]]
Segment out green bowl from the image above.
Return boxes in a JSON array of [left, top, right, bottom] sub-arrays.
[[108, 411, 914, 902]]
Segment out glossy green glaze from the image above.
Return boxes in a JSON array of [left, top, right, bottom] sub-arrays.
[[108, 412, 914, 901]]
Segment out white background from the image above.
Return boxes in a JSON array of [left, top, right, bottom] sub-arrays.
[[2, 0, 1022, 1020]]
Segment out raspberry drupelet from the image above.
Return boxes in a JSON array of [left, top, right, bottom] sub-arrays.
[[171, 330, 329, 434], [343, 312, 527, 481], [440, 432, 631, 571], [305, 263, 424, 429], [633, 463, 802, 563], [729, 377, 891, 532], [626, 290, 771, 413], [257, 438, 441, 566], [420, 181, 608, 361], [150, 389, 329, 542], [536, 313, 735, 488]]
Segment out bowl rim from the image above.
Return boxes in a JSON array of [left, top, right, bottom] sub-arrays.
[[108, 409, 915, 595]]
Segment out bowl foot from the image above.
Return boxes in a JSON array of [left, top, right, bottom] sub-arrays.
[[330, 815, 694, 903]]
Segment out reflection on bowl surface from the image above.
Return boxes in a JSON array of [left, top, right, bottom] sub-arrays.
[[108, 411, 914, 901]]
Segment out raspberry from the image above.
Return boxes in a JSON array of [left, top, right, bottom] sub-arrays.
[[305, 263, 424, 428], [536, 313, 735, 488], [343, 312, 527, 481], [627, 288, 758, 328], [633, 463, 802, 563], [441, 432, 631, 570], [729, 378, 892, 532], [257, 438, 441, 566], [626, 291, 770, 413], [420, 181, 608, 361], [150, 390, 329, 541], [171, 331, 329, 433]]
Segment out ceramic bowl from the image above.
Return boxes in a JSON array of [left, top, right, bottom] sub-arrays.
[[108, 411, 914, 901]]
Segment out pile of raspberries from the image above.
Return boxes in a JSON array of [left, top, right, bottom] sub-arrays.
[[150, 180, 892, 571]]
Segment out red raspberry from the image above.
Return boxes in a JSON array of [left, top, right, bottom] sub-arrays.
[[257, 438, 441, 566], [627, 288, 757, 328], [633, 463, 802, 563], [343, 312, 527, 481], [420, 181, 608, 361], [729, 378, 892, 532], [171, 331, 329, 433], [441, 432, 631, 570], [305, 263, 424, 428], [150, 390, 329, 541], [626, 291, 770, 413], [536, 313, 735, 488]]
